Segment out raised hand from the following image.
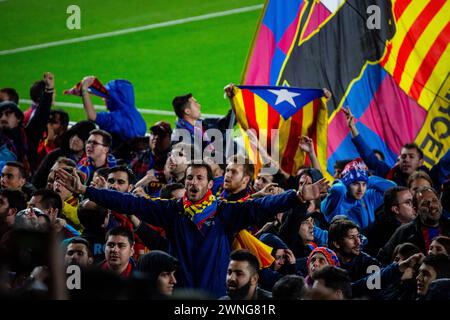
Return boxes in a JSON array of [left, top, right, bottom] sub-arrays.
[[224, 83, 236, 99], [298, 178, 329, 201], [322, 88, 332, 100], [81, 75, 95, 90], [132, 186, 148, 197], [259, 183, 284, 197], [342, 106, 355, 128], [55, 168, 86, 195], [43, 72, 54, 90], [284, 248, 296, 265], [398, 253, 425, 273], [299, 135, 314, 154], [342, 106, 359, 137], [90, 174, 107, 189]]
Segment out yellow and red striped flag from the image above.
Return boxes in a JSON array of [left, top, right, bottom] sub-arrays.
[[380, 0, 450, 165], [232, 85, 328, 176]]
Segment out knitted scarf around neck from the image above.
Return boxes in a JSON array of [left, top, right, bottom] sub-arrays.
[[183, 189, 217, 230]]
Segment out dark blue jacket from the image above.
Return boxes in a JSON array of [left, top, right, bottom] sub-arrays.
[[85, 187, 301, 297], [340, 251, 381, 282]]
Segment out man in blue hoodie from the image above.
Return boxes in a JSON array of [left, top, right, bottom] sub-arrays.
[[80, 76, 147, 147], [321, 158, 396, 229], [56, 161, 327, 297]]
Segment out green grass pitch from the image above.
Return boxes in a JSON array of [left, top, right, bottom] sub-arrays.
[[0, 0, 263, 126]]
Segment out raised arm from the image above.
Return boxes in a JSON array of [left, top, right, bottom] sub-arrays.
[[342, 107, 391, 177], [299, 135, 322, 173], [26, 72, 54, 154], [81, 76, 97, 121], [222, 179, 329, 232], [367, 175, 397, 193], [55, 168, 176, 228]]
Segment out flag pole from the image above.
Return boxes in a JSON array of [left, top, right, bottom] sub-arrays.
[[226, 86, 237, 160]]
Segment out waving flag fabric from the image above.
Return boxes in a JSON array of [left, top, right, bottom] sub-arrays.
[[242, 0, 450, 179], [232, 85, 327, 176]]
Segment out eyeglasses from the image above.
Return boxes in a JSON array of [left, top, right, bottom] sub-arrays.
[[86, 140, 106, 147]]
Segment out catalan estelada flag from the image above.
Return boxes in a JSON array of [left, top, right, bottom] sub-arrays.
[[232, 85, 327, 176], [242, 0, 450, 180]]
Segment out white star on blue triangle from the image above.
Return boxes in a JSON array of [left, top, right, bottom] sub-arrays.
[[239, 86, 324, 120]]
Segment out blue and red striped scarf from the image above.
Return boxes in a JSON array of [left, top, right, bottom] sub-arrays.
[[421, 225, 442, 251], [183, 189, 217, 230], [77, 153, 117, 182]]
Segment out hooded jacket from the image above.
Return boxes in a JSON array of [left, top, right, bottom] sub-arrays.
[[258, 233, 300, 291], [95, 80, 146, 144], [321, 176, 396, 229]]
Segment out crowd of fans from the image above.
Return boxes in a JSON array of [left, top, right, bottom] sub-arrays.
[[0, 72, 449, 300]]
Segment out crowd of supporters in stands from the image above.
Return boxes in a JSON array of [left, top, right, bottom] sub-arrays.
[[0, 73, 449, 300]]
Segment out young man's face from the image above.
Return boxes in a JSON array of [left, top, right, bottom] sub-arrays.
[[185, 166, 213, 203], [393, 190, 416, 223], [105, 235, 134, 272], [186, 97, 201, 120], [298, 217, 314, 243], [428, 240, 448, 256], [273, 249, 288, 271], [336, 228, 361, 257], [0, 195, 10, 221], [167, 147, 189, 178], [149, 131, 171, 154], [0, 196, 16, 226], [1, 165, 25, 190], [417, 190, 442, 226], [48, 113, 66, 136], [65, 243, 93, 267], [223, 163, 249, 194], [107, 171, 132, 193], [69, 134, 84, 153], [86, 134, 108, 160], [308, 252, 329, 275], [348, 181, 367, 200], [226, 260, 257, 300], [0, 109, 20, 130], [399, 147, 423, 175], [28, 194, 57, 223], [416, 263, 437, 296], [253, 173, 274, 192], [156, 270, 177, 296]]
